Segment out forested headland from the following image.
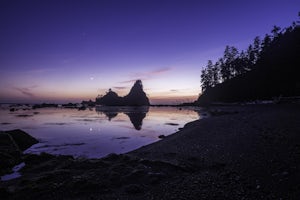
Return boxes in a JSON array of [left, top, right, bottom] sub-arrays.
[[197, 17, 300, 105]]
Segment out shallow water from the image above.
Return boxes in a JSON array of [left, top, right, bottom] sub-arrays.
[[0, 105, 202, 158], [0, 162, 25, 181]]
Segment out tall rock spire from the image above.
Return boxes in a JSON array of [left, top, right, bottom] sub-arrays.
[[123, 80, 150, 106]]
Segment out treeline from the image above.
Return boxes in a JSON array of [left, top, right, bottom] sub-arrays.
[[200, 22, 298, 92], [197, 13, 300, 105]]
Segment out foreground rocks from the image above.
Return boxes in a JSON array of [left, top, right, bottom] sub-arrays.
[[0, 130, 38, 176], [0, 153, 186, 200], [1, 104, 300, 199]]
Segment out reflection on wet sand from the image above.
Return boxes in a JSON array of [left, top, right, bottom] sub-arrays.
[[95, 106, 149, 130]]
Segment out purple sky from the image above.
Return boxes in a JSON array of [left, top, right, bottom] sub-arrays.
[[0, 0, 299, 104]]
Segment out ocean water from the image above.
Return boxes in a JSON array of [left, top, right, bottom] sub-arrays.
[[0, 105, 202, 158]]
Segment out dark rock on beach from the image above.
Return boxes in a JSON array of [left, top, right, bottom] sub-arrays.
[[3, 130, 38, 151], [0, 130, 38, 176], [158, 135, 166, 139]]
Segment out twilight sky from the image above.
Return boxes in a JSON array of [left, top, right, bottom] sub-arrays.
[[0, 0, 299, 104]]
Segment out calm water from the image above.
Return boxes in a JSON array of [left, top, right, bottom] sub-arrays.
[[0, 105, 202, 158]]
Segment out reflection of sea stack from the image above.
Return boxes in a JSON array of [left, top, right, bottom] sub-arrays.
[[95, 107, 119, 120], [104, 111, 118, 121], [95, 106, 149, 130], [96, 80, 150, 106], [124, 106, 149, 130]]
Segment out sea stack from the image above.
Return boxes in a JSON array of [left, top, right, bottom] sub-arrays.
[[96, 80, 150, 106], [123, 80, 150, 106], [96, 89, 123, 106]]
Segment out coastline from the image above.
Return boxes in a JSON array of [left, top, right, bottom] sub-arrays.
[[1, 103, 300, 199]]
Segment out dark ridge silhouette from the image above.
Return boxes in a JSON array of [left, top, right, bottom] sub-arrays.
[[95, 106, 149, 130], [197, 22, 300, 105], [96, 80, 150, 106]]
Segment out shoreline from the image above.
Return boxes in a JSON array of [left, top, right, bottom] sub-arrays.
[[129, 103, 300, 198], [1, 103, 300, 199]]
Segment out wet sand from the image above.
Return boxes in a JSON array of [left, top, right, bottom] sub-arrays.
[[1, 104, 300, 199]]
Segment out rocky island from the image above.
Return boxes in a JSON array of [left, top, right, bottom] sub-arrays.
[[96, 80, 150, 106]]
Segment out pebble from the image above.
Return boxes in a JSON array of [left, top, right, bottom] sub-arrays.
[[281, 171, 289, 176], [158, 135, 166, 139]]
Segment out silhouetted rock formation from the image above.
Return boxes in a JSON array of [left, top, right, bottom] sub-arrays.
[[96, 80, 150, 106], [32, 103, 58, 109], [96, 89, 123, 106], [81, 100, 96, 107], [123, 80, 150, 106]]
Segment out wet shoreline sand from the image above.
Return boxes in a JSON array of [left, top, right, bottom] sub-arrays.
[[1, 103, 300, 199]]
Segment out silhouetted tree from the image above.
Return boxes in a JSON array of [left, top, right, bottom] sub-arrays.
[[200, 68, 210, 92], [261, 34, 272, 53], [271, 25, 281, 38], [220, 46, 231, 81], [252, 36, 261, 63], [211, 61, 220, 86], [217, 58, 225, 82], [235, 50, 248, 75], [221, 46, 239, 80], [206, 60, 214, 84], [200, 59, 221, 92]]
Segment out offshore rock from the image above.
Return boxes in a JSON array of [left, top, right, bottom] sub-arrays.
[[96, 80, 150, 106], [123, 80, 150, 106], [96, 89, 123, 106]]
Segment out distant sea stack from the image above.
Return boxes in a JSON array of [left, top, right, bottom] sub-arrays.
[[96, 80, 150, 106]]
